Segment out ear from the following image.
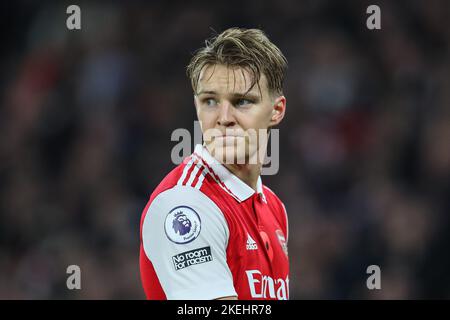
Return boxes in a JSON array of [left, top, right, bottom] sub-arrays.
[[269, 95, 286, 127]]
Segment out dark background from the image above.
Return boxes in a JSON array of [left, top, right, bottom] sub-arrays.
[[0, 0, 449, 299]]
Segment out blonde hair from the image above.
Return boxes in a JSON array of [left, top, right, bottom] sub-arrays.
[[187, 28, 287, 96]]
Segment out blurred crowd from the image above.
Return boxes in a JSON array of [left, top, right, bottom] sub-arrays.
[[0, 0, 449, 299]]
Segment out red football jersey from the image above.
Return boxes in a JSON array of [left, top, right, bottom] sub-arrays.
[[140, 144, 289, 300]]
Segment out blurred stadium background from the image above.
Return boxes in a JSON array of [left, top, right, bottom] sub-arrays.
[[0, 0, 449, 299]]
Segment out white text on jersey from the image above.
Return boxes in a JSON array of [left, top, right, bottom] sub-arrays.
[[246, 270, 289, 300]]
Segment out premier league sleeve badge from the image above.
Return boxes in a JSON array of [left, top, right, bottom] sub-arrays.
[[164, 206, 202, 244]]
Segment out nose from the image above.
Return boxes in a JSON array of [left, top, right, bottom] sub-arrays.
[[217, 101, 236, 128]]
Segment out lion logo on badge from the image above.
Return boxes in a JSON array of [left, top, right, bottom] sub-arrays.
[[172, 212, 192, 236], [165, 206, 201, 244]]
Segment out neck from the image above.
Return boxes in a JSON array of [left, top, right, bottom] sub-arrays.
[[223, 162, 261, 191], [204, 141, 269, 192]]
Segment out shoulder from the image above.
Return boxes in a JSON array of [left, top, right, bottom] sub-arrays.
[[139, 157, 228, 244], [263, 185, 287, 214], [148, 157, 195, 199], [148, 155, 213, 202], [263, 184, 289, 240], [145, 185, 223, 222], [141, 185, 229, 245]]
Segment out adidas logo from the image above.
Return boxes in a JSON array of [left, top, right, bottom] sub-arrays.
[[246, 234, 258, 250]]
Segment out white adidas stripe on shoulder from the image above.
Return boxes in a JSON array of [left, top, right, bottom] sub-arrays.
[[177, 157, 208, 189], [177, 158, 194, 186], [191, 154, 241, 201], [185, 162, 200, 186], [194, 168, 208, 189]]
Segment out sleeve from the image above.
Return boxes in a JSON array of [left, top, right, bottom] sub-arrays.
[[141, 185, 237, 300]]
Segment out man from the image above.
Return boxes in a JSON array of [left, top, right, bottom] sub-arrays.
[[139, 28, 289, 300]]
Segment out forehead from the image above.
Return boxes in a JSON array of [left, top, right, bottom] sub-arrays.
[[197, 64, 268, 96]]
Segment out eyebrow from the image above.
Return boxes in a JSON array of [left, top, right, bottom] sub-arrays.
[[196, 90, 261, 100], [196, 90, 216, 95]]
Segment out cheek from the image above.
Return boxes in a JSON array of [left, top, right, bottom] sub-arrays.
[[261, 103, 274, 121], [197, 109, 216, 130], [240, 105, 272, 129]]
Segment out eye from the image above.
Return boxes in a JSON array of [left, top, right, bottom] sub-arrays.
[[236, 99, 253, 107], [204, 98, 218, 107]]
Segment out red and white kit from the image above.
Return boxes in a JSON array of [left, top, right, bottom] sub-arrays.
[[140, 144, 289, 300]]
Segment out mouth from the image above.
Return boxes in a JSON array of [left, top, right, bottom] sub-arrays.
[[214, 134, 245, 139], [214, 135, 244, 145]]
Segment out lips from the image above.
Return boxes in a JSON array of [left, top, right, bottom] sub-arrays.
[[214, 135, 244, 142], [213, 136, 247, 149], [215, 135, 241, 138]]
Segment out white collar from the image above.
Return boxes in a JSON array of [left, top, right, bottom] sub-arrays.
[[193, 144, 265, 203]]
